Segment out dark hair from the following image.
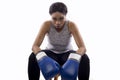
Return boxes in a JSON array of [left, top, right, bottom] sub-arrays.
[[49, 2, 68, 15]]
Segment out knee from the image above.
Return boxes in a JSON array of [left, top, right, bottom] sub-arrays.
[[81, 54, 90, 63], [28, 52, 36, 62]]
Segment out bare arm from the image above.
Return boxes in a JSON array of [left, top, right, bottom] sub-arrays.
[[69, 21, 86, 55], [32, 21, 50, 54]]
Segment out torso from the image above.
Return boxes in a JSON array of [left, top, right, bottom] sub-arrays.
[[46, 20, 73, 54]]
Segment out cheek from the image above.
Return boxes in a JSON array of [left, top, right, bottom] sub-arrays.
[[61, 21, 65, 26], [60, 19, 66, 24]]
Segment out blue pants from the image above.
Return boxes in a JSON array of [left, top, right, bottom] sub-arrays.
[[28, 50, 90, 80]]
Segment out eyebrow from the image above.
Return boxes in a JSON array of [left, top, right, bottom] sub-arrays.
[[52, 17, 64, 20]]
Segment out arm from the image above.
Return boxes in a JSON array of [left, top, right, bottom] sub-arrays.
[[69, 21, 86, 55], [32, 21, 50, 54]]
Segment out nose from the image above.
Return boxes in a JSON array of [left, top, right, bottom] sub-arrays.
[[56, 21, 61, 25]]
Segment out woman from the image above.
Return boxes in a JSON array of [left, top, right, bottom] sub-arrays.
[[28, 2, 90, 80]]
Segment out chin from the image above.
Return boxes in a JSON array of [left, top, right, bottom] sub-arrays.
[[55, 26, 62, 28]]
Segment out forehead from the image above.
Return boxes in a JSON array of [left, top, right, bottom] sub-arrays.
[[51, 12, 65, 18]]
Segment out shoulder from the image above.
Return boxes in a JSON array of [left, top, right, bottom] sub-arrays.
[[68, 20, 78, 33], [40, 20, 51, 32], [68, 20, 76, 27], [42, 20, 51, 27]]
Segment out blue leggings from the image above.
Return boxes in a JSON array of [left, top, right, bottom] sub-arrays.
[[28, 50, 90, 80]]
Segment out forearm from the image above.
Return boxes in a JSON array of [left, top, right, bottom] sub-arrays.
[[76, 47, 86, 55], [32, 46, 41, 54]]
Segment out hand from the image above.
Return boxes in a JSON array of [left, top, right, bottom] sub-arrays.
[[60, 53, 81, 80], [36, 51, 60, 79]]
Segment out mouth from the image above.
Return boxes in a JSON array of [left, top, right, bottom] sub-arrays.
[[56, 25, 61, 28]]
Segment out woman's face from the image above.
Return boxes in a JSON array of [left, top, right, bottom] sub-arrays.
[[51, 12, 66, 29]]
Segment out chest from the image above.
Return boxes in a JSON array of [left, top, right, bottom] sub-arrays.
[[47, 26, 71, 45]]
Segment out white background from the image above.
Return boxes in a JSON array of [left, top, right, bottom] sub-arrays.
[[0, 0, 120, 80]]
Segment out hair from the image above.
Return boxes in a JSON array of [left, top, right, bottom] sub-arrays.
[[49, 2, 68, 15]]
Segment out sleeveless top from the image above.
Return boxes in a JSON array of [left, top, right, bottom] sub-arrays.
[[46, 21, 73, 54]]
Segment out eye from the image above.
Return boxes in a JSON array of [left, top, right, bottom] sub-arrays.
[[52, 17, 57, 21], [59, 17, 64, 20]]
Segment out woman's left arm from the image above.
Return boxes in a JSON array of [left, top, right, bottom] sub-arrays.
[[69, 21, 86, 55]]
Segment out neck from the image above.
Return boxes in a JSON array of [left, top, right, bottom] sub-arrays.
[[55, 22, 66, 32]]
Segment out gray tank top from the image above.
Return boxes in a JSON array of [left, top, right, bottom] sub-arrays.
[[46, 21, 73, 54]]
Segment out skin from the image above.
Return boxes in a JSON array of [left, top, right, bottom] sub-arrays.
[[32, 11, 86, 79], [32, 11, 86, 55]]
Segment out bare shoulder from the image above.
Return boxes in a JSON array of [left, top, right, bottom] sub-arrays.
[[42, 20, 51, 28], [43, 20, 51, 25], [40, 20, 51, 32], [68, 21, 78, 32]]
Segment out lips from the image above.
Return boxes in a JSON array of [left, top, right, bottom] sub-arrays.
[[56, 26, 61, 28]]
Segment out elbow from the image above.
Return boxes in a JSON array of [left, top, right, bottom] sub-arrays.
[[32, 45, 41, 54], [81, 46, 87, 53], [31, 45, 38, 52], [31, 45, 35, 52], [84, 47, 87, 53], [82, 45, 87, 53], [31, 46, 34, 52]]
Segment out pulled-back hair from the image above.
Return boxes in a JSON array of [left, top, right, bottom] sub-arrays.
[[49, 2, 68, 15]]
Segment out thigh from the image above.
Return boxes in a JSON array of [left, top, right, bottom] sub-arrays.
[[57, 52, 69, 66], [40, 50, 70, 66], [40, 50, 77, 66], [28, 52, 40, 80], [41, 50, 60, 63], [57, 50, 76, 65], [78, 54, 90, 80]]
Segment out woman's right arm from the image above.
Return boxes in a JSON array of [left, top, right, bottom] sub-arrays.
[[32, 21, 50, 54]]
